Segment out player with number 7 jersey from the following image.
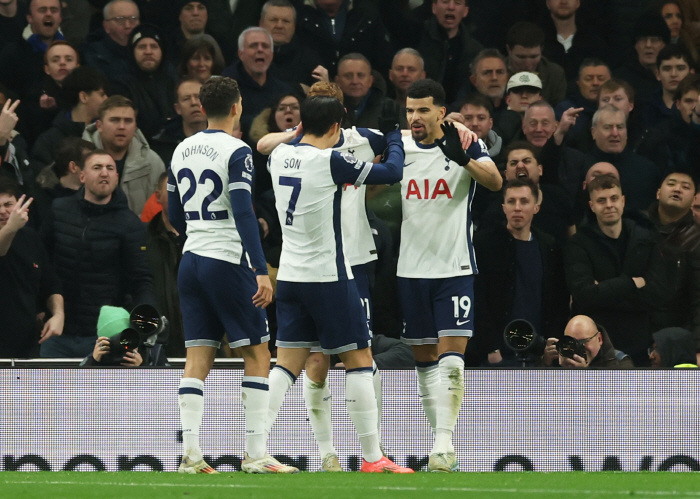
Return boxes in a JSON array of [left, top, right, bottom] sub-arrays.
[[267, 95, 413, 473]]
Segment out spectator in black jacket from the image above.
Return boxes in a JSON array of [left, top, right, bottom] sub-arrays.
[[151, 79, 206, 165], [82, 0, 140, 85], [469, 178, 569, 367], [643, 171, 700, 357], [260, 0, 326, 90], [297, 0, 392, 78], [540, 0, 606, 82], [0, 179, 64, 358], [638, 73, 700, 176], [565, 173, 667, 365], [613, 12, 669, 109], [31, 66, 108, 170], [0, 0, 64, 100], [643, 44, 694, 128], [30, 137, 95, 231], [587, 105, 662, 213], [40, 149, 155, 358], [416, 0, 483, 104], [112, 24, 176, 141]]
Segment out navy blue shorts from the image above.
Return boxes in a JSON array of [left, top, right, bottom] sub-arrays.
[[398, 275, 475, 345], [178, 252, 269, 349], [276, 279, 371, 355]]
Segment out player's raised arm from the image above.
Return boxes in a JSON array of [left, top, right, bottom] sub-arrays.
[[437, 122, 502, 192], [256, 125, 302, 155]]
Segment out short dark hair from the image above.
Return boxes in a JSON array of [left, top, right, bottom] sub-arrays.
[[675, 73, 700, 101], [0, 179, 21, 199], [504, 140, 540, 164], [157, 170, 169, 188], [178, 34, 225, 79], [199, 76, 240, 119], [458, 93, 494, 117], [503, 177, 538, 201], [299, 95, 345, 137], [578, 58, 610, 79], [261, 0, 296, 21], [406, 79, 446, 108], [61, 66, 108, 110], [469, 48, 506, 74], [599, 78, 636, 104], [53, 138, 96, 178], [506, 22, 545, 49], [661, 170, 697, 193], [174, 77, 202, 103], [656, 43, 695, 69], [587, 173, 621, 195], [98, 95, 138, 120]]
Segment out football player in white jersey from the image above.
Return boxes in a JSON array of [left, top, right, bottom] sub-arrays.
[[267, 95, 413, 473], [399, 79, 502, 472], [168, 77, 297, 475], [260, 83, 387, 472]]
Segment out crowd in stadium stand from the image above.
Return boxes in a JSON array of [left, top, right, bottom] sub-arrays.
[[1, 0, 700, 369]]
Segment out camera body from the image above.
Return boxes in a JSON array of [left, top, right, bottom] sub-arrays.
[[556, 335, 588, 361]]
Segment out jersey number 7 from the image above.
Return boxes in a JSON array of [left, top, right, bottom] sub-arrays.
[[279, 176, 302, 226]]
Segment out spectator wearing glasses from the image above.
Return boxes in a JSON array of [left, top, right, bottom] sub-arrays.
[[83, 0, 141, 85], [542, 315, 634, 368]]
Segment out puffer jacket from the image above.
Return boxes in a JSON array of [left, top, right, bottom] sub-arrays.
[[41, 187, 155, 337]]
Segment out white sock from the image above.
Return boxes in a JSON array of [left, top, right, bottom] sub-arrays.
[[372, 362, 383, 442], [179, 377, 204, 462], [416, 361, 440, 431], [266, 365, 296, 434], [303, 374, 336, 457], [432, 353, 465, 455], [346, 368, 382, 463], [242, 376, 269, 460]]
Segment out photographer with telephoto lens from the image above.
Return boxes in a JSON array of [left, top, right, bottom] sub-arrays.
[[543, 315, 635, 368], [81, 305, 169, 366]]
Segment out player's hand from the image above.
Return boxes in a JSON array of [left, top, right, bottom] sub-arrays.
[[436, 122, 471, 166], [559, 353, 588, 368], [93, 336, 110, 362], [444, 112, 466, 125], [5, 194, 33, 232], [453, 122, 477, 150], [39, 312, 64, 344], [311, 65, 329, 83], [252, 274, 273, 308], [542, 338, 559, 366], [294, 122, 304, 137], [121, 348, 143, 366], [378, 99, 402, 135], [0, 98, 19, 142]]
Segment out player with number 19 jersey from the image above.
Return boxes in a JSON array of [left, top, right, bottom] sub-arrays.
[[397, 136, 491, 279]]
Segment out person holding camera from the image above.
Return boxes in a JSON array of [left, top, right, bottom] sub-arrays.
[[80, 305, 168, 367], [542, 315, 634, 368]]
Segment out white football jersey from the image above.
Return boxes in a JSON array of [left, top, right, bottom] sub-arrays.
[[397, 136, 491, 278], [169, 130, 255, 266], [269, 142, 376, 282], [335, 128, 384, 266]]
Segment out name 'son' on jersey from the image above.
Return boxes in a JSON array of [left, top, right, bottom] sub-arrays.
[[405, 178, 453, 199], [284, 158, 301, 169]]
